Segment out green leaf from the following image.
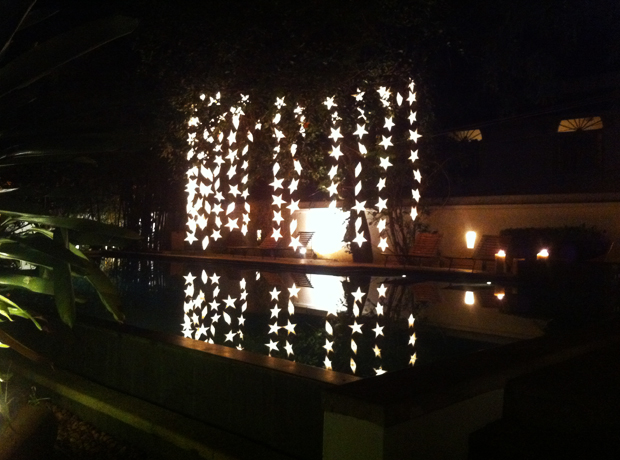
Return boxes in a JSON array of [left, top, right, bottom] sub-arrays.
[[0, 273, 54, 295], [0, 238, 59, 268], [0, 150, 99, 168], [52, 228, 75, 327], [6, 306, 41, 330], [0, 0, 36, 61], [85, 268, 124, 322], [14, 234, 92, 271], [0, 15, 140, 99], [0, 328, 50, 363], [0, 210, 140, 243]]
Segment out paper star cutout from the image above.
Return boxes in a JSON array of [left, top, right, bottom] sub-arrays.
[[414, 169, 422, 182], [225, 331, 237, 342], [191, 313, 199, 325], [376, 198, 388, 212], [408, 91, 416, 104], [284, 320, 296, 335], [410, 150, 419, 162], [242, 189, 249, 199], [323, 339, 334, 352], [273, 211, 284, 225], [289, 179, 299, 192], [353, 124, 368, 138], [226, 149, 238, 163], [214, 155, 225, 166], [377, 177, 386, 191], [352, 288, 365, 303], [408, 314, 415, 328], [413, 189, 420, 201], [327, 182, 339, 196], [409, 353, 417, 366], [266, 340, 279, 352], [409, 129, 422, 142], [324, 357, 332, 370], [185, 232, 198, 244], [274, 129, 285, 141], [288, 283, 300, 297], [373, 345, 381, 357], [284, 341, 294, 356], [328, 165, 338, 180], [289, 236, 302, 251], [384, 117, 395, 131], [354, 90, 365, 101], [268, 322, 280, 334], [214, 191, 224, 201], [374, 368, 387, 376], [349, 321, 363, 334], [183, 329, 193, 338], [270, 178, 284, 190], [379, 156, 392, 169], [238, 315, 246, 326], [353, 232, 367, 247], [211, 229, 222, 240], [378, 237, 389, 252], [409, 111, 417, 124], [195, 325, 208, 341], [376, 303, 384, 316], [225, 218, 239, 231], [240, 291, 247, 300], [224, 295, 236, 308], [330, 145, 343, 160], [270, 305, 281, 318], [329, 127, 343, 142], [209, 300, 219, 311], [269, 287, 281, 301], [184, 273, 196, 284], [287, 200, 300, 213], [373, 323, 384, 337], [212, 203, 223, 214], [271, 227, 282, 241], [324, 97, 337, 110], [272, 195, 286, 207], [210, 273, 220, 284], [357, 107, 366, 120], [293, 160, 302, 175], [211, 312, 221, 323], [352, 200, 366, 213], [379, 135, 393, 150], [409, 333, 417, 346]]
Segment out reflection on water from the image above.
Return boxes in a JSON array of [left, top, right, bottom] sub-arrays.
[[96, 259, 551, 379]]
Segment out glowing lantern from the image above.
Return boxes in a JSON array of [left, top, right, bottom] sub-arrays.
[[466, 231, 477, 249], [464, 291, 475, 305], [537, 249, 549, 260]]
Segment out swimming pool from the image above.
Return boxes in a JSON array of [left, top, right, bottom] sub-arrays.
[[78, 257, 550, 378]]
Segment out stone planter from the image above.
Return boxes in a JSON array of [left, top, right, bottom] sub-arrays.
[[0, 404, 57, 460]]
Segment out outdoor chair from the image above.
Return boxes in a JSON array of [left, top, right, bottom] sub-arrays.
[[444, 235, 507, 272], [382, 232, 443, 266], [293, 231, 315, 256]]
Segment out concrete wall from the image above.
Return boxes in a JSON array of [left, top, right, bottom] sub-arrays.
[[13, 318, 356, 460], [424, 196, 620, 259]]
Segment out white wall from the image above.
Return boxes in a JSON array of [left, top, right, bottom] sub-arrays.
[[425, 199, 620, 258]]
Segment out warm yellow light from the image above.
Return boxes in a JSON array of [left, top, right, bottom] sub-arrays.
[[537, 249, 549, 259], [464, 291, 475, 305], [466, 231, 477, 249], [496, 250, 506, 257]]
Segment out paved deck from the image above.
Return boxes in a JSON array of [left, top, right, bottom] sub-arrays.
[[93, 249, 516, 283]]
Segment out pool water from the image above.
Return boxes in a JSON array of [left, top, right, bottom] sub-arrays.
[[70, 258, 552, 379]]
